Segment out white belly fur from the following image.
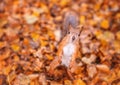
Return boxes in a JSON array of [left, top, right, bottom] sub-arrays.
[[61, 43, 75, 67]]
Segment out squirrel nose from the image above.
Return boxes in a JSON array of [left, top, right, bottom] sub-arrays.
[[72, 36, 75, 41]]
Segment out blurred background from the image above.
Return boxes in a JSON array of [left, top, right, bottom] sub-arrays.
[[0, 0, 120, 85]]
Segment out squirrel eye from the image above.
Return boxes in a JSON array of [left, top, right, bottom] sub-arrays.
[[68, 32, 70, 34]]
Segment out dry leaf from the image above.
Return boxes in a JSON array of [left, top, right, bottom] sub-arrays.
[[82, 54, 96, 65], [116, 31, 120, 40], [87, 64, 97, 78], [113, 40, 120, 54], [64, 79, 72, 85], [46, 54, 54, 60], [39, 73, 47, 85], [96, 64, 110, 73], [73, 79, 86, 85], [80, 16, 85, 24], [60, 0, 70, 7], [11, 44, 20, 52], [13, 74, 30, 85], [100, 19, 109, 29], [31, 33, 40, 41], [24, 14, 38, 24]]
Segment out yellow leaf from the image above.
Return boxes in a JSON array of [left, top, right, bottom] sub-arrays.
[[64, 80, 72, 85], [89, 20, 97, 26], [80, 16, 85, 24], [48, 30, 55, 40], [74, 79, 86, 85], [3, 65, 12, 75], [95, 30, 102, 39], [60, 0, 69, 7], [113, 40, 120, 53], [11, 44, 20, 52], [116, 31, 120, 40], [50, 44, 55, 51], [33, 12, 39, 17], [31, 33, 40, 41], [46, 54, 53, 60], [100, 19, 109, 29], [40, 40, 48, 46], [94, 3, 101, 11], [40, 3, 49, 13]]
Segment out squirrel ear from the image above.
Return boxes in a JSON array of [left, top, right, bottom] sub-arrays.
[[77, 25, 84, 35], [76, 25, 83, 29]]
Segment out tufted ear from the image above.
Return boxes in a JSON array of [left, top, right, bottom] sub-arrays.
[[76, 25, 83, 29], [77, 25, 84, 36]]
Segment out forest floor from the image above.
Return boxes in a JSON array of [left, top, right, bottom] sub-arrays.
[[0, 0, 120, 85]]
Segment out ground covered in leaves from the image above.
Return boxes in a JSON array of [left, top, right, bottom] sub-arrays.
[[0, 0, 120, 85]]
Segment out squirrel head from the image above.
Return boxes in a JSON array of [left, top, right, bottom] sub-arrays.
[[67, 25, 83, 43]]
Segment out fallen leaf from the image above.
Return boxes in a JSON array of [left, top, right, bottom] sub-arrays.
[[24, 14, 38, 24], [8, 71, 16, 84], [0, 74, 8, 85], [39, 73, 47, 85], [100, 19, 109, 29], [31, 33, 40, 41], [13, 73, 30, 85], [116, 31, 120, 40], [96, 64, 110, 73], [60, 0, 70, 7], [80, 16, 85, 24], [3, 65, 12, 75], [0, 49, 10, 61], [87, 64, 97, 78], [113, 40, 120, 53], [54, 29, 61, 41], [28, 74, 39, 80], [0, 41, 7, 49], [11, 44, 20, 52], [40, 3, 49, 13], [81, 54, 97, 65], [73, 79, 86, 85], [64, 79, 72, 85], [46, 54, 54, 60]]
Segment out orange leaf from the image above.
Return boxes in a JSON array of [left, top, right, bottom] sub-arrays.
[[31, 33, 40, 41], [46, 54, 54, 60], [60, 0, 69, 7], [11, 44, 20, 52], [3, 65, 12, 75], [116, 31, 120, 40], [64, 80, 72, 85], [80, 16, 85, 24], [74, 79, 86, 85], [100, 19, 109, 29]]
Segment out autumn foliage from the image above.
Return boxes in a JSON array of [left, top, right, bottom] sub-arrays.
[[0, 0, 120, 85]]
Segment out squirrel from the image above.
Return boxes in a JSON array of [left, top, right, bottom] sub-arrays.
[[49, 25, 83, 79], [49, 11, 83, 80]]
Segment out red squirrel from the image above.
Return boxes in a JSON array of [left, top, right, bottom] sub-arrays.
[[49, 11, 83, 79]]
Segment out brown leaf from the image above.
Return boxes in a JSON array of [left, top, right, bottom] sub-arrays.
[[13, 74, 30, 85], [96, 64, 110, 73]]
